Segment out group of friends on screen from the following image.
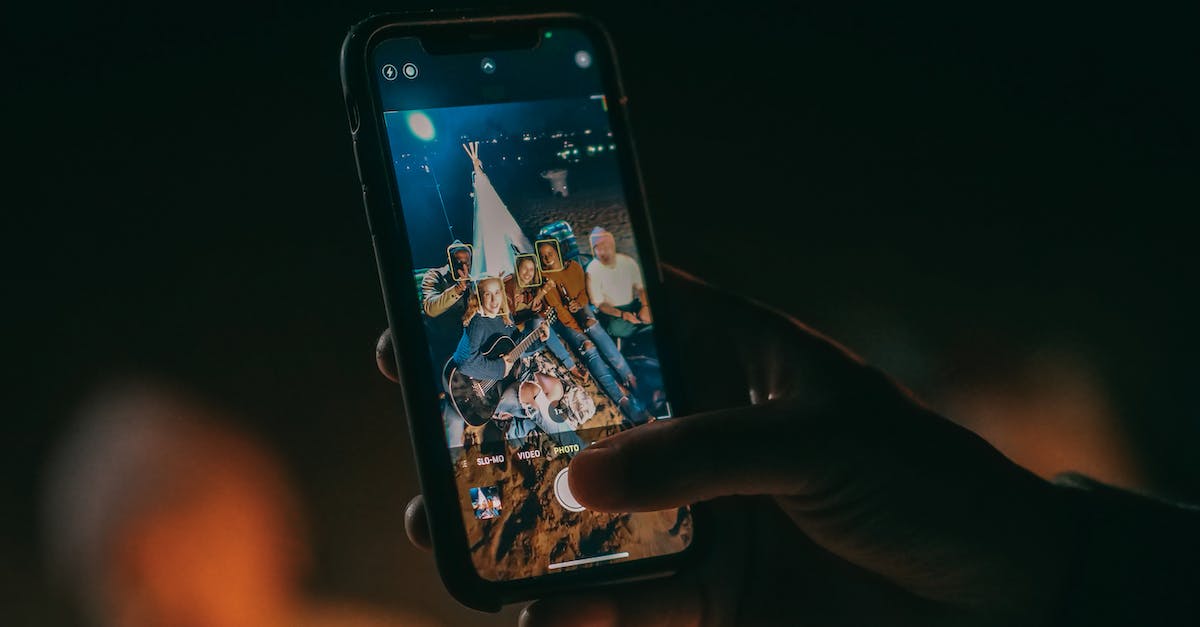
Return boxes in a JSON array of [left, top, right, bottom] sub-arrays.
[[421, 228, 655, 450]]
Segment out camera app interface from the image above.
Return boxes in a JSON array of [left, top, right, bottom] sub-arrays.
[[374, 29, 691, 580]]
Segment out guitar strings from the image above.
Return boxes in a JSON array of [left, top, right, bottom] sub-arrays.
[[476, 316, 551, 395]]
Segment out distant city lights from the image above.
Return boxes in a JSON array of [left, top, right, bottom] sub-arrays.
[[396, 126, 619, 168]]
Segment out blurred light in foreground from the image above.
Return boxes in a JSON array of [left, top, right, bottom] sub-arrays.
[[42, 382, 441, 627]]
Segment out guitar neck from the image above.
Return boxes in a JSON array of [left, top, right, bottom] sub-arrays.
[[506, 311, 556, 358], [510, 319, 543, 355]]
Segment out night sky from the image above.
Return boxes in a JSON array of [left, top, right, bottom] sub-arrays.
[[385, 98, 615, 267]]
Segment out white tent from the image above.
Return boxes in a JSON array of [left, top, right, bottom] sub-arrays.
[[469, 168, 531, 278]]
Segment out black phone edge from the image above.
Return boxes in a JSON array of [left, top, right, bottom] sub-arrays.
[[339, 11, 707, 612]]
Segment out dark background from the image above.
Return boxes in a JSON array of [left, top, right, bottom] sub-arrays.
[[5, 2, 1198, 624]]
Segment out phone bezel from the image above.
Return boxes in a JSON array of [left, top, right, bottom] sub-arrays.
[[341, 12, 702, 611]]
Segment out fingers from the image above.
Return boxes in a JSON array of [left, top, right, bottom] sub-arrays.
[[376, 329, 400, 383], [519, 577, 704, 627], [404, 494, 432, 550], [568, 400, 820, 512]]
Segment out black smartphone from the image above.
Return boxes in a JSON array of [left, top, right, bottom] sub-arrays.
[[341, 13, 697, 610]]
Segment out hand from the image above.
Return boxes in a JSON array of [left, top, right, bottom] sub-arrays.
[[538, 324, 551, 341], [544, 278, 557, 291], [638, 305, 652, 324], [569, 364, 591, 385], [501, 352, 517, 377], [621, 311, 640, 324], [376, 264, 1072, 626], [453, 268, 470, 294], [568, 300, 582, 313]]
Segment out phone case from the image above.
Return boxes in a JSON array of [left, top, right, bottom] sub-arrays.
[[340, 11, 701, 611]]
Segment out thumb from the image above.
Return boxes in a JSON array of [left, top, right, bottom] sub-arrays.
[[569, 399, 817, 512], [568, 369, 1017, 516]]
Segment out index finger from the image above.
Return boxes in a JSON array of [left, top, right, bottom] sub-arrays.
[[376, 329, 400, 384]]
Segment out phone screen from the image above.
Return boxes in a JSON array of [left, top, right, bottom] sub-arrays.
[[370, 27, 691, 581]]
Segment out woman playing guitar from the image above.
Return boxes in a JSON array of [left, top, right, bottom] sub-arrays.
[[452, 277, 584, 449]]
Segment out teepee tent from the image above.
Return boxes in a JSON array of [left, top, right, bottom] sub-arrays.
[[469, 168, 531, 278]]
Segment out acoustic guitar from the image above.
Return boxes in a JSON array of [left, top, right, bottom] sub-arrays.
[[443, 310, 557, 427]]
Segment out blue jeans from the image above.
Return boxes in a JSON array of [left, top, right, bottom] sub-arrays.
[[553, 315, 645, 421], [565, 313, 634, 380], [509, 320, 574, 369], [541, 326, 576, 369]]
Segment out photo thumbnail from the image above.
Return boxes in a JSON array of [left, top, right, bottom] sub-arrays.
[[469, 486, 502, 520]]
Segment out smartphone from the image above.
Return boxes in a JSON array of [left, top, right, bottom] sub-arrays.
[[340, 13, 697, 610]]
